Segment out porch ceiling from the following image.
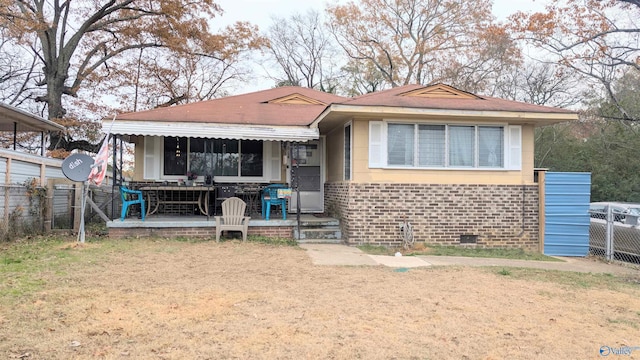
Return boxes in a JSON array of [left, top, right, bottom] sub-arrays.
[[108, 121, 319, 142]]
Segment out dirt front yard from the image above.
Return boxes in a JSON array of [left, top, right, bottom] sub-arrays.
[[1, 239, 639, 359]]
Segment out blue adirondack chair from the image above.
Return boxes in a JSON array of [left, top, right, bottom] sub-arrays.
[[261, 184, 288, 220], [120, 186, 146, 221]]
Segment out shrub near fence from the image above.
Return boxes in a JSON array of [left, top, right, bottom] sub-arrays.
[[0, 178, 116, 241], [0, 179, 46, 240], [589, 208, 640, 264]]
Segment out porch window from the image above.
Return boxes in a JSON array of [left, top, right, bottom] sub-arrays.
[[240, 140, 263, 176], [163, 137, 264, 177], [370, 121, 519, 170], [163, 136, 187, 175]]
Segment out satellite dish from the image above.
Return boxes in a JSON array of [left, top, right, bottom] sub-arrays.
[[62, 153, 95, 182]]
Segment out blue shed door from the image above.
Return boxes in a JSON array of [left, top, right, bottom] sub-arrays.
[[544, 172, 591, 256]]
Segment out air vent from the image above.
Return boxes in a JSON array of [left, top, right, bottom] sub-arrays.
[[266, 93, 326, 105], [459, 234, 478, 244], [399, 84, 480, 99]]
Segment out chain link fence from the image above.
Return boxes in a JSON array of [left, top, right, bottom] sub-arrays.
[[589, 207, 640, 264]]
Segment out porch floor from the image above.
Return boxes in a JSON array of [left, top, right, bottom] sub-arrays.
[[106, 214, 338, 229]]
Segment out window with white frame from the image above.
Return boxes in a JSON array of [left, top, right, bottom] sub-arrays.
[[370, 121, 520, 170]]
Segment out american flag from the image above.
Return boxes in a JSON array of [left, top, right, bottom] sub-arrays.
[[87, 134, 109, 186], [87, 115, 116, 186]]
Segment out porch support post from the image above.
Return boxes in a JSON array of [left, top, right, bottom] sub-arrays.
[[291, 142, 301, 240], [40, 131, 45, 156], [111, 134, 118, 220]]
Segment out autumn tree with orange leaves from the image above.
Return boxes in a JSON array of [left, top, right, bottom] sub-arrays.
[[326, 0, 521, 92], [0, 0, 264, 155], [509, 0, 640, 121]]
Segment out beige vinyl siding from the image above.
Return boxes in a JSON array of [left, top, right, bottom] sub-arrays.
[[325, 121, 347, 183]]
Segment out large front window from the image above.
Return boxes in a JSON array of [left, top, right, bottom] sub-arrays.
[[163, 137, 264, 177], [385, 123, 505, 168]]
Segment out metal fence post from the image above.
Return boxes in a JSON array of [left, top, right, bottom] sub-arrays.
[[605, 205, 614, 261]]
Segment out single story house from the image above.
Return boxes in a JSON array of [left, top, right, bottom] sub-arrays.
[[106, 84, 578, 249]]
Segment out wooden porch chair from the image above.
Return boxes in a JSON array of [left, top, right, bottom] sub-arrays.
[[215, 197, 250, 242]]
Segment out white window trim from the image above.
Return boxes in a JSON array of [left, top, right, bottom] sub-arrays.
[[369, 120, 521, 171], [144, 136, 161, 179]]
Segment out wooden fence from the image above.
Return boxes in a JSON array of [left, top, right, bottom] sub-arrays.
[[0, 149, 116, 239]]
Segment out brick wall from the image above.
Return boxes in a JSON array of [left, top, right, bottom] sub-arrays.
[[109, 226, 293, 239], [325, 182, 539, 250], [324, 182, 351, 241]]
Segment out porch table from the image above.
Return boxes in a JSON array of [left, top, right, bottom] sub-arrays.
[[234, 184, 264, 216], [140, 185, 214, 219]]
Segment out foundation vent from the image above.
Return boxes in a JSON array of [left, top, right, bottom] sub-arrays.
[[459, 234, 478, 244]]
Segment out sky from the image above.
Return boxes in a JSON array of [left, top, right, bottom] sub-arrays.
[[212, 0, 550, 93], [214, 0, 548, 29]]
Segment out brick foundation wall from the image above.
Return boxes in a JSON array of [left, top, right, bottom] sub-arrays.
[[324, 182, 351, 241], [247, 226, 293, 238], [109, 226, 293, 239], [325, 182, 539, 250]]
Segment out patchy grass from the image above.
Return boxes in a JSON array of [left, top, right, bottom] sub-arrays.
[[1, 236, 639, 359], [0, 234, 296, 302], [484, 267, 638, 290], [358, 243, 562, 261], [246, 235, 298, 246], [414, 244, 561, 261], [356, 244, 390, 255], [0, 235, 89, 300]]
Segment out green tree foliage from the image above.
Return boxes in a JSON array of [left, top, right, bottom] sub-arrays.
[[536, 70, 640, 202]]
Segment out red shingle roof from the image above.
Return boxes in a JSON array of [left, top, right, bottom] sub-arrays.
[[116, 86, 348, 126], [342, 84, 575, 114], [115, 84, 575, 126]]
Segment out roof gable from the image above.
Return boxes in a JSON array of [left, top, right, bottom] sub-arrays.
[[399, 84, 480, 99], [266, 93, 327, 105]]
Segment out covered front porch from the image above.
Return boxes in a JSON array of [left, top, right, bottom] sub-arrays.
[[106, 214, 341, 243]]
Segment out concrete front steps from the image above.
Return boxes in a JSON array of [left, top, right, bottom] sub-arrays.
[[293, 216, 343, 244]]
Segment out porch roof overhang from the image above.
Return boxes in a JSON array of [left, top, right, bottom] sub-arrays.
[[107, 121, 319, 142], [0, 102, 65, 132]]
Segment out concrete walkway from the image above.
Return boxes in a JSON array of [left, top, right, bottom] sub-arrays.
[[299, 244, 640, 276]]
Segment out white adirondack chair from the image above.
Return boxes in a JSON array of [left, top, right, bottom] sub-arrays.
[[215, 197, 250, 242]]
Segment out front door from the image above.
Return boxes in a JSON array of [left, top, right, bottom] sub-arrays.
[[288, 139, 324, 213]]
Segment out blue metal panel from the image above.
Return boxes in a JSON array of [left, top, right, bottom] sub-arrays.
[[544, 172, 591, 256]]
